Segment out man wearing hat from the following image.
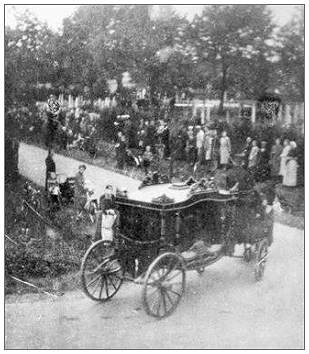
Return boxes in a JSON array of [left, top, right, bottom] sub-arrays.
[[185, 125, 196, 165], [195, 125, 205, 163]]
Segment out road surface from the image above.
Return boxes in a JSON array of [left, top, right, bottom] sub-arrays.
[[18, 142, 140, 201], [5, 222, 304, 349]]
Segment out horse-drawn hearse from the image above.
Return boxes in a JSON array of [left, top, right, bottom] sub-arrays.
[[81, 178, 274, 318]]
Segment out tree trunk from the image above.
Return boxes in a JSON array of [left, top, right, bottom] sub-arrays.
[[5, 137, 19, 183], [218, 64, 228, 116]]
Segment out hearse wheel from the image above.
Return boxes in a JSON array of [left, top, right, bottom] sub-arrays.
[[255, 238, 269, 281], [142, 252, 186, 318], [81, 240, 123, 302]]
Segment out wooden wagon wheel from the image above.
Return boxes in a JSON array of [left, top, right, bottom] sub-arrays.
[[254, 238, 269, 281], [142, 252, 186, 318], [81, 240, 123, 302]]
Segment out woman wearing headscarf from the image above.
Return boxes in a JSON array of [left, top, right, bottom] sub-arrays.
[[283, 141, 298, 187], [270, 138, 283, 179], [219, 130, 231, 170]]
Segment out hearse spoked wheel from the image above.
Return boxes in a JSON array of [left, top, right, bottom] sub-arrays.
[[81, 240, 123, 302], [142, 252, 186, 318], [254, 238, 269, 281]]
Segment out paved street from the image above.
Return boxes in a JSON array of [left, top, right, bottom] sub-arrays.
[[6, 2, 304, 350], [10, 142, 304, 349], [18, 142, 140, 201], [5, 222, 304, 349]]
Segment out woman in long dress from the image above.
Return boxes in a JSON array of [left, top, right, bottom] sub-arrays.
[[220, 131, 231, 169], [283, 141, 298, 187], [270, 138, 283, 179], [279, 139, 291, 179], [256, 141, 270, 182], [248, 140, 259, 170], [204, 130, 214, 172]]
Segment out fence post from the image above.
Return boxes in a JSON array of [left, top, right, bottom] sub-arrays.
[[226, 109, 230, 123], [206, 105, 211, 122], [277, 103, 283, 123], [201, 105, 205, 124], [285, 104, 291, 125]]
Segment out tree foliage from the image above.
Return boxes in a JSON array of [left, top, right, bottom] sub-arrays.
[[275, 7, 304, 101], [5, 5, 304, 107], [187, 5, 275, 111]]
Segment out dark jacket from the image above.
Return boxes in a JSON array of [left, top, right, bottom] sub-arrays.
[[226, 166, 255, 191], [45, 154, 56, 190], [99, 195, 116, 212]]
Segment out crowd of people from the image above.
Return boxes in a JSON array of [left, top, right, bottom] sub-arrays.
[[45, 95, 101, 157], [9, 95, 303, 217], [6, 97, 101, 158], [114, 118, 170, 173], [240, 136, 299, 186]]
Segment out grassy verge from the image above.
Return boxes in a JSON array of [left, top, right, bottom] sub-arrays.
[[5, 175, 94, 296]]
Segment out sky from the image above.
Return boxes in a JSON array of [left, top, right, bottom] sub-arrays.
[[5, 4, 302, 32]]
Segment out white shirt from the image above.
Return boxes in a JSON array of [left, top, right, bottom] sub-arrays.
[[196, 130, 205, 149]]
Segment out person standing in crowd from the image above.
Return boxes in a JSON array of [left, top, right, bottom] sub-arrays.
[[74, 164, 87, 215], [242, 137, 252, 169], [248, 139, 260, 173], [283, 141, 298, 187], [219, 130, 231, 170], [270, 138, 283, 180], [59, 125, 68, 150], [279, 139, 291, 181], [173, 129, 186, 161], [161, 121, 170, 158], [212, 129, 220, 171], [143, 145, 153, 174], [86, 125, 97, 158], [137, 129, 146, 153], [156, 120, 165, 141], [46, 95, 61, 148], [185, 126, 196, 165], [156, 120, 165, 157], [256, 141, 270, 182], [45, 148, 56, 192], [195, 125, 205, 164], [115, 133, 127, 170], [145, 119, 156, 150], [204, 129, 214, 173]]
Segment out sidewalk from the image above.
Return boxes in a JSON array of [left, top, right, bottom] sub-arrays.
[[18, 142, 140, 201]]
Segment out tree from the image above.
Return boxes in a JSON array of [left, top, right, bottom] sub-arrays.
[[188, 5, 275, 113], [275, 7, 304, 102], [87, 5, 189, 97], [5, 10, 58, 105]]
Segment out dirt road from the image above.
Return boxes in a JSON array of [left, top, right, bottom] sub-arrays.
[[5, 222, 304, 349]]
